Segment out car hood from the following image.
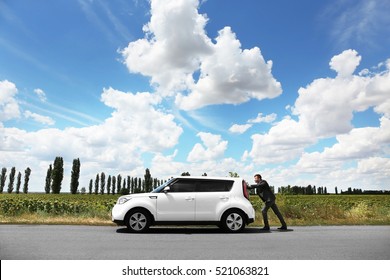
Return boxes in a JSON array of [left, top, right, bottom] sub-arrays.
[[120, 193, 154, 199]]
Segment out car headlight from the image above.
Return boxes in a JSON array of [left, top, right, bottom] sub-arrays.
[[118, 197, 131, 205]]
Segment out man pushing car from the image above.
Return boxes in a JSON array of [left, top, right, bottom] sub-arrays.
[[247, 174, 287, 231]]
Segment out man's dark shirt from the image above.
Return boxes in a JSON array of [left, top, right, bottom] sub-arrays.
[[247, 180, 275, 202]]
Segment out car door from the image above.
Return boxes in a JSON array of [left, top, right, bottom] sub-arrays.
[[156, 179, 196, 221], [195, 180, 234, 221]]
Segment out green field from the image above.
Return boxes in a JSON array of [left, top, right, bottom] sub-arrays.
[[0, 193, 118, 225], [1, 193, 389, 226], [261, 194, 390, 226]]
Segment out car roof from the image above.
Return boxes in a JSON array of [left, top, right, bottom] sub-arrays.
[[173, 176, 241, 181]]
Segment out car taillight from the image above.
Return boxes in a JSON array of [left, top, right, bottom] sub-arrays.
[[242, 180, 249, 200]]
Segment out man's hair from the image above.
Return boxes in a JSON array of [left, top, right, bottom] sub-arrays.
[[254, 174, 262, 179]]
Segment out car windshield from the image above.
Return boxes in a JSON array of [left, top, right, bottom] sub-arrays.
[[151, 178, 175, 193]]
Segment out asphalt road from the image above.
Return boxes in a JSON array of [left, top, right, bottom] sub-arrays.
[[1, 225, 389, 259]]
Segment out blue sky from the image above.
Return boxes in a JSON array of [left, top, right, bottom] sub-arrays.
[[1, 0, 389, 192]]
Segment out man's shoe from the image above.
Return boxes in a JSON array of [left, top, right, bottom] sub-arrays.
[[277, 226, 288, 230], [260, 226, 270, 230]]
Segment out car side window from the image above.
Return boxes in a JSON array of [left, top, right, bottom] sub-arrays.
[[196, 180, 234, 192], [169, 179, 196, 192]]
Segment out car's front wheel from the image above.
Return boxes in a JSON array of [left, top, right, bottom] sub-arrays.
[[221, 209, 246, 233], [125, 209, 151, 233]]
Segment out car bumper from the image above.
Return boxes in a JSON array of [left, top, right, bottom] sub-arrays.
[[112, 204, 126, 226], [112, 219, 125, 226]]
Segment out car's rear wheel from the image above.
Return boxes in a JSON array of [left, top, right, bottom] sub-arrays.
[[221, 209, 246, 233], [125, 209, 151, 233]]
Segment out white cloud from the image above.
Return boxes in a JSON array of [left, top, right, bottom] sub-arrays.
[[248, 113, 277, 123], [246, 117, 315, 164], [24, 110, 55, 125], [121, 0, 212, 94], [121, 0, 281, 110], [290, 155, 390, 191], [0, 125, 27, 152], [246, 50, 390, 168], [0, 80, 20, 122], [293, 49, 389, 138], [329, 49, 361, 78], [297, 117, 390, 169], [185, 157, 253, 178], [356, 157, 390, 177], [294, 75, 367, 137], [364, 59, 390, 117], [151, 150, 186, 177], [229, 123, 252, 134], [176, 27, 282, 110], [34, 88, 47, 102], [229, 113, 276, 135], [100, 87, 183, 151], [187, 132, 228, 162]]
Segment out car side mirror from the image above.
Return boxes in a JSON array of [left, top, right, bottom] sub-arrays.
[[163, 186, 170, 193]]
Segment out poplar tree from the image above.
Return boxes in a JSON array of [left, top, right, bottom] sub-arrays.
[[88, 179, 93, 194], [16, 172, 21, 194], [116, 174, 122, 194], [23, 167, 31, 194], [0, 167, 6, 193], [70, 158, 81, 194], [51, 157, 64, 194], [107, 175, 112, 194], [100, 172, 106, 194], [144, 168, 152, 192], [94, 173, 99, 194], [127, 176, 131, 193], [153, 178, 158, 190], [134, 177, 138, 193], [131, 177, 135, 193], [122, 177, 126, 193], [112, 176, 116, 195], [7, 167, 16, 193], [45, 165, 52, 194]]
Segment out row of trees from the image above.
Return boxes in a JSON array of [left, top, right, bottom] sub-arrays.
[[278, 185, 329, 195], [277, 185, 390, 195], [85, 168, 165, 195], [2, 161, 389, 195], [0, 167, 31, 194], [340, 188, 390, 195], [1, 156, 187, 195], [0, 157, 73, 195]]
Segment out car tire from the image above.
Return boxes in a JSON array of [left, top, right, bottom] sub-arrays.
[[125, 209, 151, 233], [221, 209, 246, 233]]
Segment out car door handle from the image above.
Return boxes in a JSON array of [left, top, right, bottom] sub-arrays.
[[185, 197, 194, 201], [220, 196, 229, 200]]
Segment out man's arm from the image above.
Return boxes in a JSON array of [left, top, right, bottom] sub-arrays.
[[247, 183, 258, 190]]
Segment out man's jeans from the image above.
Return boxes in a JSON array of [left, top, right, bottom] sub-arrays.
[[262, 200, 287, 228]]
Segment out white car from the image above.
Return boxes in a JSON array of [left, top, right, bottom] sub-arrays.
[[112, 176, 255, 233]]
